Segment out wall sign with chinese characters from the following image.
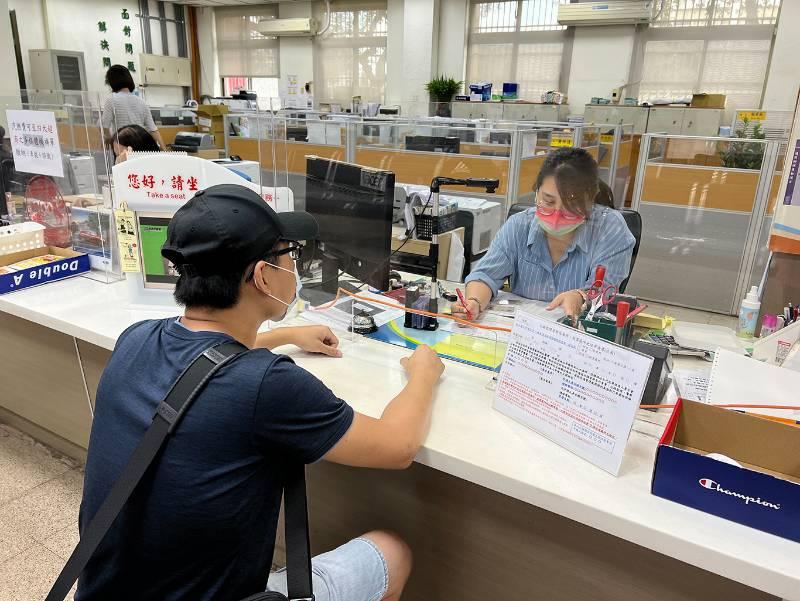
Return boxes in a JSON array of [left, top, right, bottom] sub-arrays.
[[5, 109, 64, 178]]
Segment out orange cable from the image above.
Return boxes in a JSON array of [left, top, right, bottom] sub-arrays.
[[307, 287, 514, 334]]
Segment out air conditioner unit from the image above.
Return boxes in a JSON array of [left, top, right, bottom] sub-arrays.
[[558, 1, 653, 26], [256, 17, 317, 37]]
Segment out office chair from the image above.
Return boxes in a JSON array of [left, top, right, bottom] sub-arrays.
[[618, 209, 642, 294]]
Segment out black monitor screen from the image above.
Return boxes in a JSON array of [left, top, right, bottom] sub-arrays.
[[405, 135, 460, 154], [305, 157, 395, 291], [489, 131, 511, 145]]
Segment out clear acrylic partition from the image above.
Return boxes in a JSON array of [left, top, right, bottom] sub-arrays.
[[747, 139, 788, 291], [628, 134, 774, 313], [597, 124, 634, 208], [0, 90, 122, 283]]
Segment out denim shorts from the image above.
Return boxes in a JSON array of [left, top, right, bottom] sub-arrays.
[[266, 537, 389, 601]]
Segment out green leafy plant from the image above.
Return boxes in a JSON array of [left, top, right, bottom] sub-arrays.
[[425, 75, 463, 102], [720, 118, 766, 170]]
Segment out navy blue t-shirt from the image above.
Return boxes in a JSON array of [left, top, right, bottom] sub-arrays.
[[76, 318, 354, 601]]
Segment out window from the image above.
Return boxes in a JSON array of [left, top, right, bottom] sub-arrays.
[[215, 5, 280, 78], [635, 0, 780, 116], [467, 0, 570, 101], [314, 1, 388, 104], [222, 77, 281, 108]]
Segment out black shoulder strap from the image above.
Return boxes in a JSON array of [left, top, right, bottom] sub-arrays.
[[46, 340, 314, 601]]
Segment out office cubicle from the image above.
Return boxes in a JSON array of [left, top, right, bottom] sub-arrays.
[[628, 134, 783, 314]]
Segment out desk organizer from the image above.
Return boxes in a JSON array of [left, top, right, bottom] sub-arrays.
[[0, 222, 46, 256]]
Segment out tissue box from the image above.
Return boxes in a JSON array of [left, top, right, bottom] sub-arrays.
[[652, 400, 800, 543]]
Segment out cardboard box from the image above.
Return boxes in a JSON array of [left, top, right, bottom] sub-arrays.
[[194, 148, 226, 160], [691, 94, 726, 109], [0, 246, 90, 294], [652, 400, 800, 543], [194, 104, 230, 118]]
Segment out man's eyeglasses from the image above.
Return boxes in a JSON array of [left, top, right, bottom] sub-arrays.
[[269, 243, 304, 261], [245, 242, 304, 281]]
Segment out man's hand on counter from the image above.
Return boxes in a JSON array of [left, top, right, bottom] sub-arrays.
[[255, 325, 342, 357]]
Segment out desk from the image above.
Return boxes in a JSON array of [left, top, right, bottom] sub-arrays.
[[0, 277, 796, 601]]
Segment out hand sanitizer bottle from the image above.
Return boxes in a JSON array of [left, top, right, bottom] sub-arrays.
[[736, 286, 760, 339]]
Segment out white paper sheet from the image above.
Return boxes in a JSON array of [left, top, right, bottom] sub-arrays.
[[493, 311, 653, 476], [706, 348, 800, 419], [446, 234, 465, 282], [672, 370, 710, 402], [5, 109, 64, 178]]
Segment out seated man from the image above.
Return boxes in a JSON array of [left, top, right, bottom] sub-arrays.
[[77, 184, 444, 601], [452, 148, 634, 321]]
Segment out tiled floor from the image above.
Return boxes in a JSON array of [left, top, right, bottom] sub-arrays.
[[0, 425, 81, 601], [0, 303, 735, 600]]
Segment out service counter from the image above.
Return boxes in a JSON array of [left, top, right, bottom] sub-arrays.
[[0, 277, 797, 601]]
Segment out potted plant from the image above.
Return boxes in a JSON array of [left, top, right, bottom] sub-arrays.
[[425, 75, 463, 117], [719, 118, 766, 170]]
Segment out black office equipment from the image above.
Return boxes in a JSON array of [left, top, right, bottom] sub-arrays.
[[489, 131, 511, 145], [405, 135, 460, 154], [304, 157, 395, 297], [286, 126, 308, 142], [633, 339, 673, 406], [450, 123, 476, 143]]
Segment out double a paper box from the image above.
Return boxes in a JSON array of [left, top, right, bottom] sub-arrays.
[[0, 246, 90, 294], [652, 400, 800, 542]]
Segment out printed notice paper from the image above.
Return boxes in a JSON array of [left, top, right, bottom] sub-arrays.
[[493, 311, 653, 475], [5, 109, 64, 178]]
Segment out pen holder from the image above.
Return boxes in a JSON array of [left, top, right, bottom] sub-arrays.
[[580, 314, 634, 346]]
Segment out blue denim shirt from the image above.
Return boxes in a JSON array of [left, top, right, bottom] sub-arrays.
[[465, 206, 635, 301]]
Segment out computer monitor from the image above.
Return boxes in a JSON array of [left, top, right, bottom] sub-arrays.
[[304, 157, 395, 295], [451, 123, 476, 144], [136, 213, 179, 290], [489, 131, 511, 145], [286, 126, 308, 142], [404, 135, 460, 154]]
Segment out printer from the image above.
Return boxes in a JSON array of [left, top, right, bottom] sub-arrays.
[[169, 132, 216, 153], [454, 197, 502, 276]]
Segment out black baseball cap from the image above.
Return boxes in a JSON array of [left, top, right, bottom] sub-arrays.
[[161, 184, 318, 274]]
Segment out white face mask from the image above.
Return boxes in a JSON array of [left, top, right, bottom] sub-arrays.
[[266, 262, 302, 319]]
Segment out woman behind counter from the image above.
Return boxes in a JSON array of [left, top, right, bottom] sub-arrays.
[[452, 147, 635, 321], [101, 64, 165, 151]]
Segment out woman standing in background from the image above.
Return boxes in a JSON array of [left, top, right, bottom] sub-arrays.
[[101, 64, 165, 150]]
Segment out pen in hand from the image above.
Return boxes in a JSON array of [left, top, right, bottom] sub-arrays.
[[455, 288, 473, 320]]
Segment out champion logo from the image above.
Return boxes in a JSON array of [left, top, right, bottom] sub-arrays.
[[699, 478, 781, 510]]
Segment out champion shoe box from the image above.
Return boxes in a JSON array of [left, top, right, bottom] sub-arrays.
[[652, 399, 800, 542]]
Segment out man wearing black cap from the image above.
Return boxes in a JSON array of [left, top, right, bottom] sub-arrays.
[[77, 184, 444, 601]]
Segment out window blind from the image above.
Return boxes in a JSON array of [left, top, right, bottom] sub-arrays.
[[466, 0, 569, 101], [215, 5, 280, 78], [314, 1, 388, 104]]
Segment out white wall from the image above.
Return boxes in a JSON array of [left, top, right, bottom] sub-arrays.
[[384, 0, 405, 107], [8, 0, 188, 106], [567, 26, 636, 114], [436, 0, 468, 83], [763, 0, 800, 111], [279, 1, 314, 96]]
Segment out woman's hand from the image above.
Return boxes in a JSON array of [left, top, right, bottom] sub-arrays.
[[450, 298, 482, 321], [546, 289, 585, 322]]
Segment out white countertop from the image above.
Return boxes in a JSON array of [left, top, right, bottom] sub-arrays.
[[1, 276, 798, 600]]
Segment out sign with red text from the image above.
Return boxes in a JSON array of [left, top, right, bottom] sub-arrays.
[[5, 110, 64, 178], [112, 154, 293, 214], [494, 311, 652, 476]]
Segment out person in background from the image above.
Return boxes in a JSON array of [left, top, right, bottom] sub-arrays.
[[101, 64, 165, 150], [452, 147, 634, 322], [111, 124, 160, 164], [77, 184, 444, 601]]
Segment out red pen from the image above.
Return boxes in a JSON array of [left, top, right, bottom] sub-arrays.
[[455, 288, 473, 320], [615, 301, 630, 345]]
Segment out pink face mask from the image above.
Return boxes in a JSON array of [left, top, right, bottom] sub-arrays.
[[536, 208, 586, 237]]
